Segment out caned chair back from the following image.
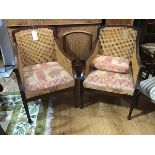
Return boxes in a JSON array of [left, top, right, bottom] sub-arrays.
[[98, 26, 137, 60], [14, 27, 57, 67]]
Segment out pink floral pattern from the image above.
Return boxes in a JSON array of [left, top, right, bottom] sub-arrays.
[[84, 70, 135, 95], [23, 62, 74, 92], [91, 55, 130, 73]]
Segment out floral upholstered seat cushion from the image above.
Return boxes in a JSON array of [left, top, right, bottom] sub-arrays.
[[83, 70, 135, 95], [23, 61, 74, 92], [91, 55, 130, 73]]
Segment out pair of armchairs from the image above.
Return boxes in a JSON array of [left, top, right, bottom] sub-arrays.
[[13, 25, 143, 124], [12, 26, 80, 123]]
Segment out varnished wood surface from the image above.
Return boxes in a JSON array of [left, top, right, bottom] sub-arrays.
[[6, 19, 134, 59], [5, 19, 102, 26], [6, 19, 135, 27], [51, 92, 155, 135], [106, 19, 134, 25], [63, 30, 92, 59], [7, 23, 100, 59]]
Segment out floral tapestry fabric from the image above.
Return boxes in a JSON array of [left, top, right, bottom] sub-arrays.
[[23, 62, 74, 92], [83, 70, 135, 95], [91, 55, 130, 73]]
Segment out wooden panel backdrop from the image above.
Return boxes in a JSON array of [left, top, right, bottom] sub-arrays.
[[6, 19, 101, 60], [5, 19, 101, 26], [63, 30, 92, 59], [106, 19, 134, 25], [6, 19, 134, 60]]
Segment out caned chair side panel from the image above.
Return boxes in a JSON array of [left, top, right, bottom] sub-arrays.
[[55, 40, 73, 76], [17, 53, 24, 85], [99, 27, 137, 61], [85, 41, 99, 76], [15, 28, 57, 67], [131, 47, 140, 85]]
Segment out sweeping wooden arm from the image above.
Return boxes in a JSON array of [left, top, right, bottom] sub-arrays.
[[135, 66, 146, 89], [12, 41, 25, 86], [85, 39, 99, 76], [17, 54, 25, 85], [54, 38, 74, 76], [131, 43, 145, 89]]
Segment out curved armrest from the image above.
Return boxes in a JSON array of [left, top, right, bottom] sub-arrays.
[[14, 68, 25, 92], [134, 65, 146, 90], [131, 34, 145, 89], [131, 43, 146, 90], [54, 38, 74, 76], [13, 42, 24, 85], [85, 39, 99, 76]]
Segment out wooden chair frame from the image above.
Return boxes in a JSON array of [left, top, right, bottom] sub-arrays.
[[12, 26, 78, 124], [78, 25, 144, 120], [62, 30, 93, 106]]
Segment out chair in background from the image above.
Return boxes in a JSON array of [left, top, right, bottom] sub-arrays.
[[128, 75, 155, 119], [139, 20, 155, 79], [79, 25, 143, 120], [12, 26, 77, 123], [63, 30, 92, 106], [63, 30, 92, 60]]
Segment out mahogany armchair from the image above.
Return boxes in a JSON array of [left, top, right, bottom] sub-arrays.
[[12, 26, 78, 123], [79, 25, 144, 120]]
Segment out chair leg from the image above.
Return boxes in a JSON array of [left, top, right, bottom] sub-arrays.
[[0, 125, 7, 135], [128, 90, 140, 120], [14, 69, 33, 124], [152, 69, 155, 77], [23, 100, 33, 124], [80, 80, 84, 109], [0, 97, 2, 103], [74, 79, 79, 108], [128, 103, 134, 120]]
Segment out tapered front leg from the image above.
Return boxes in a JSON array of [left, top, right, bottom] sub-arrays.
[[0, 125, 7, 135], [23, 100, 33, 124], [128, 89, 140, 120], [74, 79, 79, 108], [80, 79, 84, 109], [128, 103, 134, 120]]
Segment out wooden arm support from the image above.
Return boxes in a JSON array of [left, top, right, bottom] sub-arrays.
[[85, 39, 99, 76], [54, 38, 74, 76]]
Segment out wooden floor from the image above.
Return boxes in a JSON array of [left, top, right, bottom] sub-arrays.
[[51, 91, 155, 135], [1, 72, 155, 135]]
